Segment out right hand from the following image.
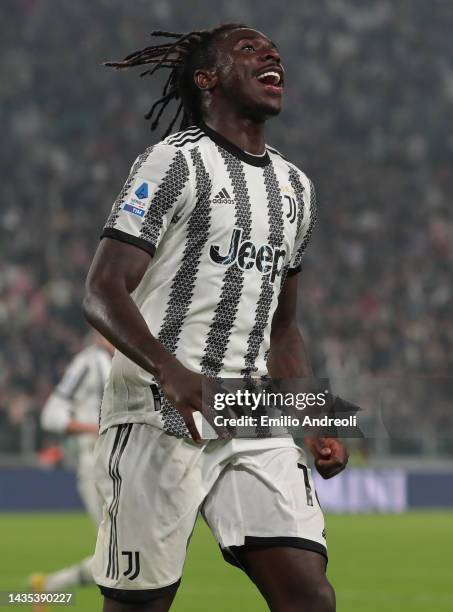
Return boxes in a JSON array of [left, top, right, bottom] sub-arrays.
[[157, 356, 230, 443]]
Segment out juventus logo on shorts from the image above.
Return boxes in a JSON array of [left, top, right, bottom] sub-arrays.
[[122, 550, 140, 580]]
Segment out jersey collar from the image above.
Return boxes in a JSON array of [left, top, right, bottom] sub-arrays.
[[199, 122, 271, 167]]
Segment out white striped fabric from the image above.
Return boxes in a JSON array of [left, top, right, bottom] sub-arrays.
[[100, 124, 316, 436]]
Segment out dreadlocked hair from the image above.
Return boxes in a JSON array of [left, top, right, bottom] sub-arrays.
[[104, 24, 246, 138]]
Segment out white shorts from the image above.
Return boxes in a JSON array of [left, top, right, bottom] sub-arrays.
[[92, 423, 326, 604]]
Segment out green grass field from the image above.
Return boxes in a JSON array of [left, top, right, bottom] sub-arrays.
[[0, 512, 451, 611]]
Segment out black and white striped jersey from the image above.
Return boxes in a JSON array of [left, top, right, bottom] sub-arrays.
[[41, 345, 112, 472], [100, 123, 317, 437]]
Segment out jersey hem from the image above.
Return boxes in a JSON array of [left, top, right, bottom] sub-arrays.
[[99, 414, 302, 448], [99, 413, 161, 435]]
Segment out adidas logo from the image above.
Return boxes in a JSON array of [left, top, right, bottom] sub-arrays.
[[212, 188, 235, 205]]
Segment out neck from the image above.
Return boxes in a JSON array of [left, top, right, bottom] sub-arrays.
[[202, 112, 266, 155]]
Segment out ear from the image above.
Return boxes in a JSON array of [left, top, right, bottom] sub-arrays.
[[194, 69, 218, 91]]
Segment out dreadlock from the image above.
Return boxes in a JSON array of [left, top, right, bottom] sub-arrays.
[[104, 24, 246, 138]]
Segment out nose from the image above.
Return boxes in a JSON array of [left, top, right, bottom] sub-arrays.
[[261, 46, 281, 64]]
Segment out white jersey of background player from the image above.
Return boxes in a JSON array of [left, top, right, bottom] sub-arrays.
[[30, 332, 113, 592]]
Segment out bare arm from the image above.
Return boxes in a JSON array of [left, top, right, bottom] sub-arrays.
[[268, 274, 313, 379], [82, 238, 226, 442], [268, 273, 349, 478], [82, 238, 170, 376]]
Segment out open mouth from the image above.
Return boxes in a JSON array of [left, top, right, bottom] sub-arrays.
[[256, 69, 283, 91]]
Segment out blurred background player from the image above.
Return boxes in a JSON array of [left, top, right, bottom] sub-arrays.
[[29, 331, 113, 592]]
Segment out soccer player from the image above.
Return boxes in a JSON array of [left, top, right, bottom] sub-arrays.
[[83, 24, 349, 612], [30, 332, 113, 593]]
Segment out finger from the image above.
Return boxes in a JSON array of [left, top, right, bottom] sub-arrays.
[[308, 436, 329, 453], [198, 391, 232, 440], [184, 413, 202, 444], [201, 404, 232, 439]]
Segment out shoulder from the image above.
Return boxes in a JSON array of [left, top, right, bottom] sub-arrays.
[[266, 144, 288, 162], [267, 145, 314, 193], [134, 127, 210, 173], [128, 140, 194, 186], [161, 125, 209, 150]]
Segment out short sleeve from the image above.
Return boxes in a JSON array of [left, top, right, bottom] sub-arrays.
[[102, 144, 191, 256], [288, 177, 318, 275]]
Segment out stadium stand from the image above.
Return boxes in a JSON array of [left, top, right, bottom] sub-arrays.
[[1, 0, 452, 454]]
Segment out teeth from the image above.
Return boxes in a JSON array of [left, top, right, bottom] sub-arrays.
[[257, 71, 281, 85]]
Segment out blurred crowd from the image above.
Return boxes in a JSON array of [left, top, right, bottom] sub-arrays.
[[1, 0, 452, 452]]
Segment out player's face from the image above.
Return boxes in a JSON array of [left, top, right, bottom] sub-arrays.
[[213, 28, 284, 120]]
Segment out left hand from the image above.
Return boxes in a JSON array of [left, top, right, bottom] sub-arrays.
[[304, 437, 349, 479]]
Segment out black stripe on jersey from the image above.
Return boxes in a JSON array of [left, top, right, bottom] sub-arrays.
[[140, 150, 190, 247], [104, 146, 155, 230], [200, 147, 252, 377], [300, 178, 317, 256], [157, 147, 213, 436], [172, 133, 207, 148], [279, 169, 306, 283], [101, 228, 157, 256], [165, 126, 202, 145], [288, 167, 306, 242], [106, 424, 133, 580], [242, 162, 285, 379], [289, 170, 317, 271]]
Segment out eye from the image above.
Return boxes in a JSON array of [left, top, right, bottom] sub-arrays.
[[241, 44, 255, 51]]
